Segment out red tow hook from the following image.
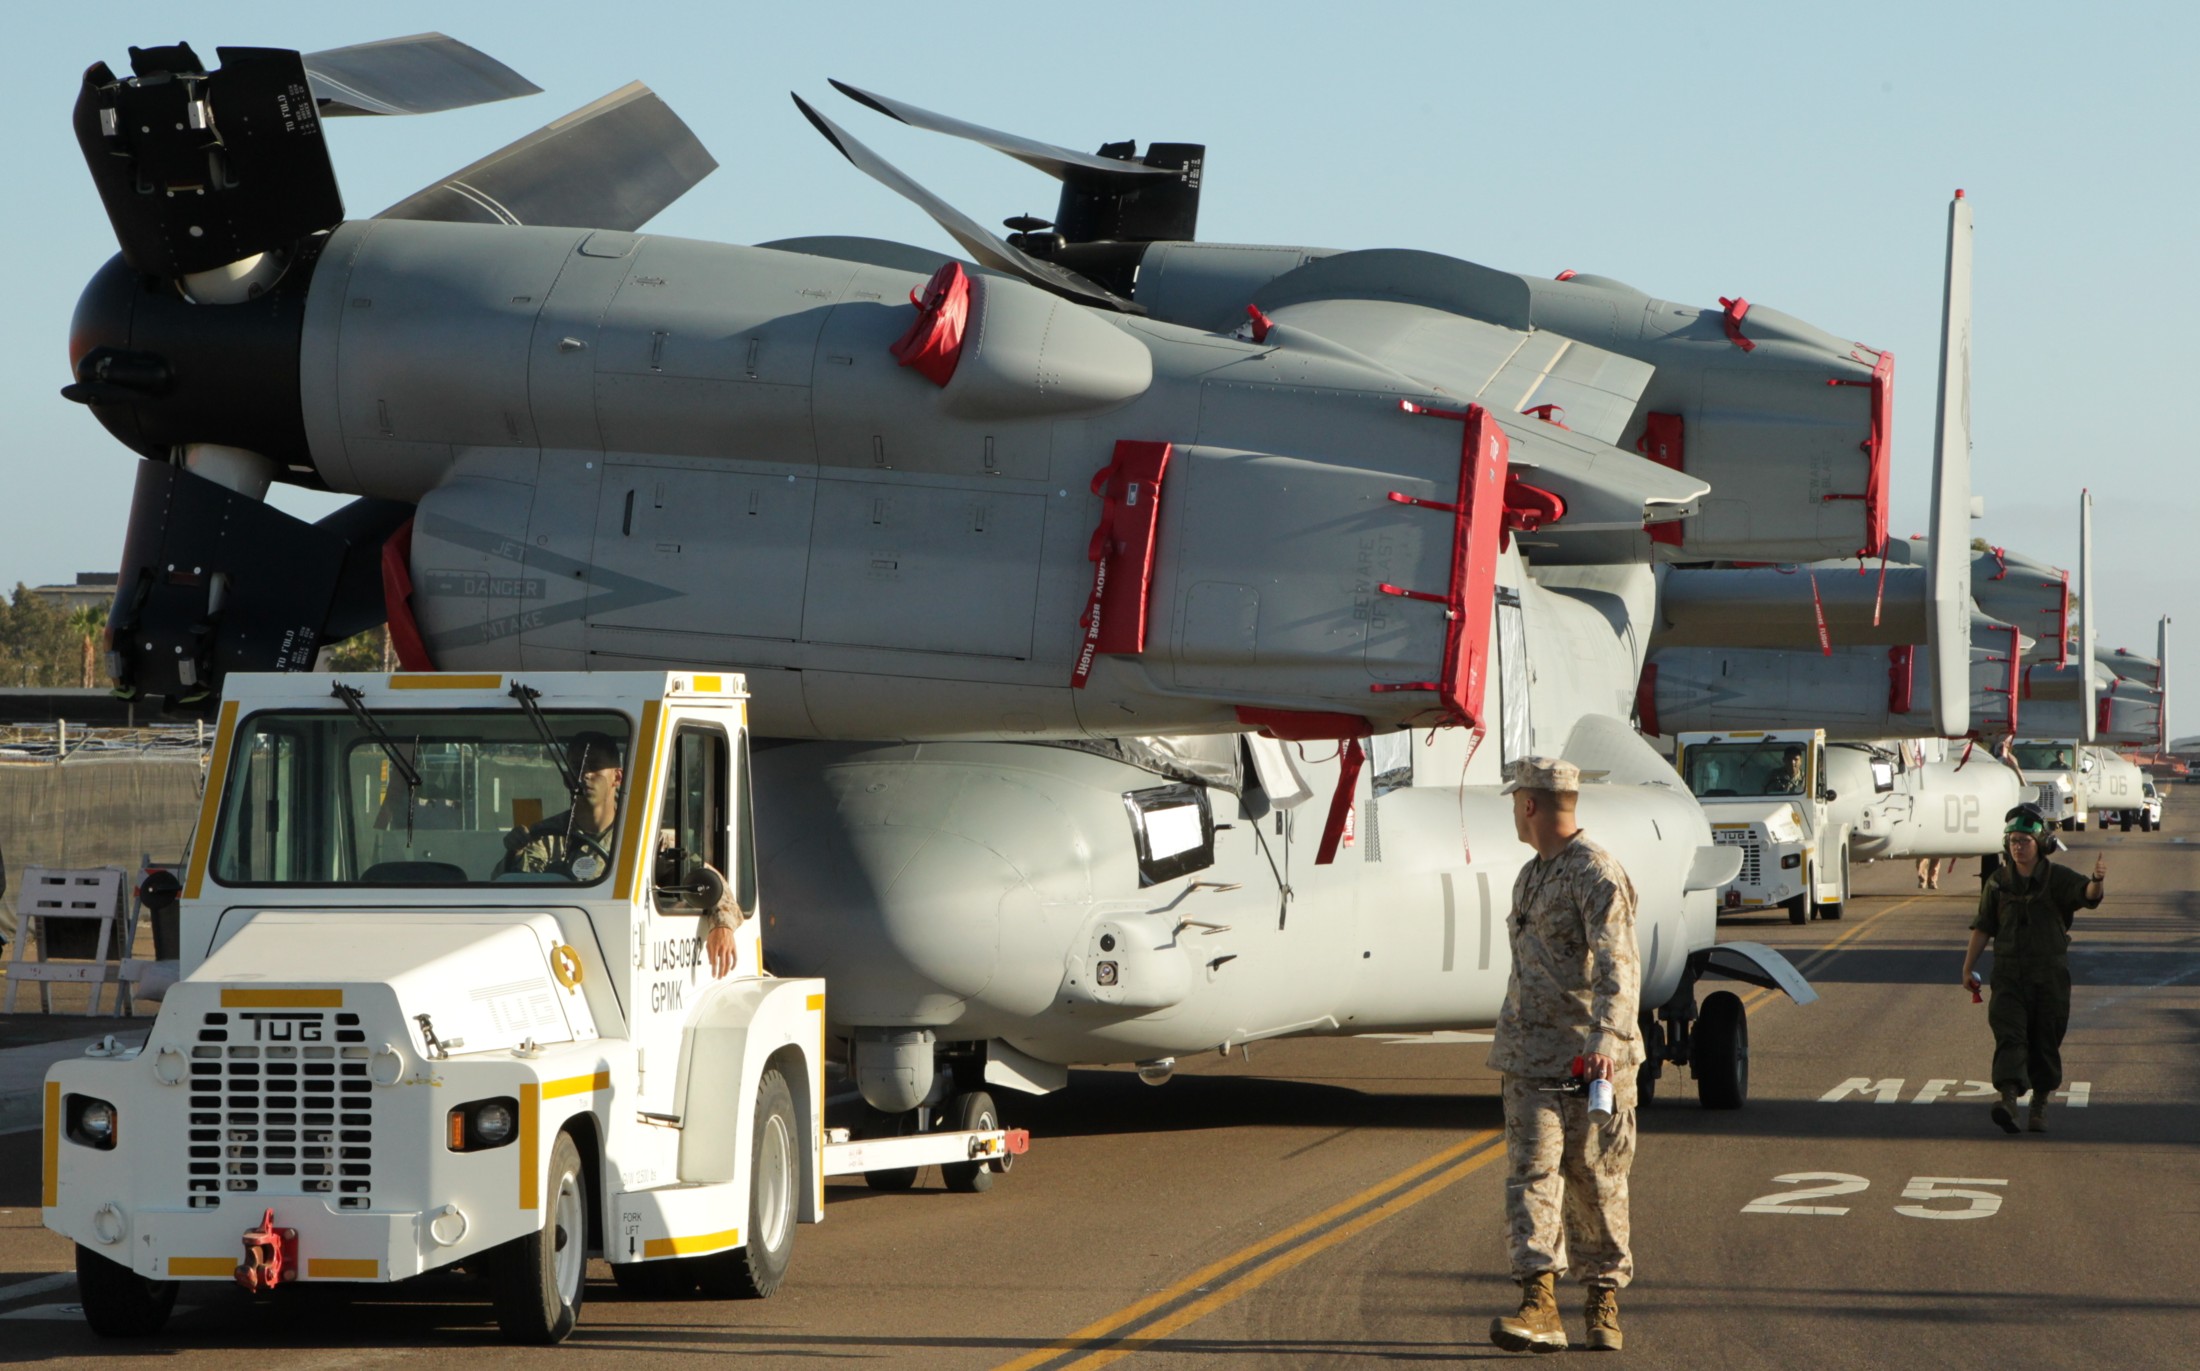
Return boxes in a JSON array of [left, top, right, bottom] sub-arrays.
[[236, 1207, 299, 1292]]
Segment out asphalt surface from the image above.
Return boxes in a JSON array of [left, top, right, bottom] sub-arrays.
[[2, 802, 2194, 1368]]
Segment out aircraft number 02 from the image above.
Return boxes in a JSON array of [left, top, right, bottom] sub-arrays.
[[1743, 1173, 2006, 1220], [1944, 794, 1981, 834]]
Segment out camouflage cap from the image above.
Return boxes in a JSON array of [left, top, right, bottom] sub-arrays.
[[1499, 756, 1581, 795]]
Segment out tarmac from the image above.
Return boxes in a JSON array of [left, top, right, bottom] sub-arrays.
[[1, 808, 2193, 1368]]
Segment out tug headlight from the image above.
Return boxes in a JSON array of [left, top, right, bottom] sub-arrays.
[[68, 1096, 119, 1149], [447, 1097, 521, 1152], [474, 1102, 515, 1145]]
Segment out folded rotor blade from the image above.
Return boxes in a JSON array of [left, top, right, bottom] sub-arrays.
[[829, 78, 1171, 185], [305, 32, 540, 116], [792, 93, 1140, 314], [376, 82, 716, 230]]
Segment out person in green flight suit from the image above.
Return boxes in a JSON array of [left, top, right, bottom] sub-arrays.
[[1960, 805, 2105, 1134]]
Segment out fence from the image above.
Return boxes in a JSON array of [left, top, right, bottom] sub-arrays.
[[0, 756, 205, 944]]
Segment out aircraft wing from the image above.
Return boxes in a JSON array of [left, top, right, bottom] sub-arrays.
[[1263, 297, 1653, 447]]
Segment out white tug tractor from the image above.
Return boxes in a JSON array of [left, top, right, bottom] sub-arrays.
[[1675, 729, 1850, 926], [2009, 739, 2083, 829], [41, 671, 1022, 1344]]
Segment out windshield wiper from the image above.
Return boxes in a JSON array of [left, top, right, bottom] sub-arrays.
[[332, 683, 422, 792], [333, 682, 422, 844], [508, 681, 582, 798]]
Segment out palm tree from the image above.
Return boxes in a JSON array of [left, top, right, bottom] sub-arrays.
[[65, 604, 107, 689]]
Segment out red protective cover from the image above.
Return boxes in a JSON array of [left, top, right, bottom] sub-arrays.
[[1636, 412, 1685, 547], [1635, 661, 1660, 737], [2053, 570, 2070, 667], [2098, 695, 2115, 738], [1859, 348, 1894, 558], [1888, 644, 1914, 715], [1419, 406, 1511, 730], [890, 262, 972, 387], [1315, 738, 1366, 866], [379, 517, 435, 671], [1718, 296, 1756, 352], [1502, 472, 1566, 537], [1071, 441, 1173, 688], [1235, 707, 1372, 740]]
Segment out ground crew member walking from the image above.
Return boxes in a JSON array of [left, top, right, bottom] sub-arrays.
[[1961, 806, 2104, 1134], [1486, 757, 1641, 1354]]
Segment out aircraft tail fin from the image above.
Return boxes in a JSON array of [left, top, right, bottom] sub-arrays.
[[1926, 190, 1974, 737], [2080, 490, 2096, 742], [2160, 615, 2172, 749]]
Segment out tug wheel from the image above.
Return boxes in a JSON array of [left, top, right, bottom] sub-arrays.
[[698, 1067, 799, 1298], [75, 1245, 176, 1339], [487, 1129, 587, 1343]]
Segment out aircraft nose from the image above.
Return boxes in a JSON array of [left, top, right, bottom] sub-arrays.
[[764, 827, 1030, 1022]]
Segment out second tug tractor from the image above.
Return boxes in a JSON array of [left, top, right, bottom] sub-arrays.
[[1676, 729, 1851, 925], [40, 671, 1022, 1344]]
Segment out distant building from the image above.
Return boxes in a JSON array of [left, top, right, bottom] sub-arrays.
[[25, 573, 117, 616]]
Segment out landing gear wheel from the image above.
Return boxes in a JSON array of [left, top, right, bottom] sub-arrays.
[[1782, 894, 1808, 926], [487, 1129, 588, 1344], [698, 1067, 798, 1298], [75, 1244, 177, 1338], [941, 1090, 1002, 1193], [1635, 1010, 1662, 1108], [2121, 815, 2133, 831], [863, 1106, 920, 1192], [1692, 991, 1749, 1110]]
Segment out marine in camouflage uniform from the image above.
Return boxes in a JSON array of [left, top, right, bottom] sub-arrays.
[[1486, 756, 1641, 1354], [503, 730, 628, 881], [1963, 805, 2103, 1133], [505, 810, 619, 879]]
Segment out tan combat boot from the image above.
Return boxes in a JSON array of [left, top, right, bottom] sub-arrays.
[[1990, 1089, 2020, 1134], [1490, 1272, 1568, 1353], [1585, 1286, 1623, 1352], [2027, 1090, 2049, 1133]]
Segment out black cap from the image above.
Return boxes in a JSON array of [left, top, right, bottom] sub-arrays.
[[565, 731, 626, 771]]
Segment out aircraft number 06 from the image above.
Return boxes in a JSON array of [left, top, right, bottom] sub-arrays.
[[1743, 1173, 2005, 1220]]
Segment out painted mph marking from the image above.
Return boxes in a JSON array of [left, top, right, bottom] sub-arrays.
[[1821, 1077, 2091, 1106]]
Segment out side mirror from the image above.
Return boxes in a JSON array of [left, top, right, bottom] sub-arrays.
[[1822, 789, 1838, 802], [683, 864, 728, 911], [653, 854, 726, 912]]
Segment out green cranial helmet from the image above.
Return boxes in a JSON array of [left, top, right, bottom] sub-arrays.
[[2004, 804, 2048, 836]]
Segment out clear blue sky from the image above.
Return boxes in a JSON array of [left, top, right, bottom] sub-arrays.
[[6, 1, 2191, 715]]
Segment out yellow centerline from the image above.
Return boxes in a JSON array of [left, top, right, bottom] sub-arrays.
[[991, 1129, 1503, 1371]]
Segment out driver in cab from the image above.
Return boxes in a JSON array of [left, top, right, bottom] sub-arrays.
[[1770, 747, 1805, 795], [504, 732, 742, 977]]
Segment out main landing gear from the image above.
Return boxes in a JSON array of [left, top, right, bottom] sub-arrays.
[[1637, 955, 1754, 1110], [848, 1034, 1017, 1193]]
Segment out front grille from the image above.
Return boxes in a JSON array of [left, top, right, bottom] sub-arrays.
[[1712, 829, 1763, 887], [186, 1010, 375, 1211]]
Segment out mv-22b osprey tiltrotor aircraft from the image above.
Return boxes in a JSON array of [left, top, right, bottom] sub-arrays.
[[61, 35, 2011, 1138]]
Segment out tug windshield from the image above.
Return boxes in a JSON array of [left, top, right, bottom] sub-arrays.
[[210, 710, 633, 887], [1680, 742, 1810, 798], [2010, 743, 2076, 771]]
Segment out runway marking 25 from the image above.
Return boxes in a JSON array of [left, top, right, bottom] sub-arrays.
[[1820, 1077, 2092, 1106], [1744, 1173, 2007, 1220]]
